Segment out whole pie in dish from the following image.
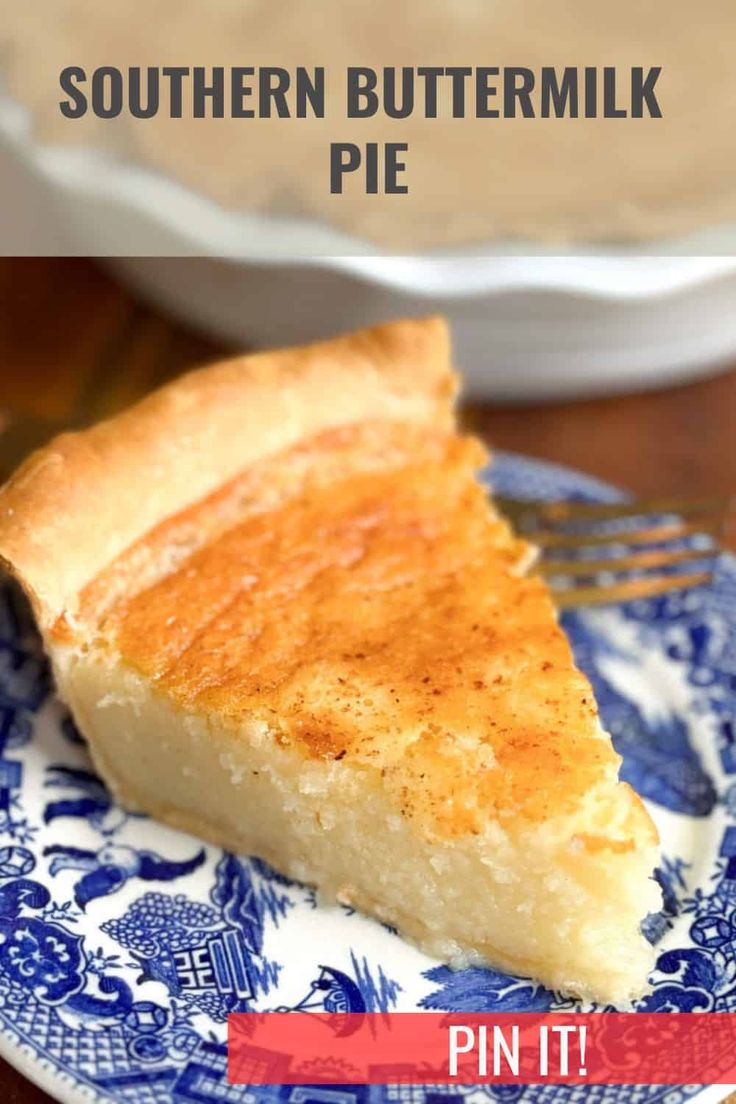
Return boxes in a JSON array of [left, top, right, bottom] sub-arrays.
[[4, 0, 735, 248], [0, 317, 660, 1001]]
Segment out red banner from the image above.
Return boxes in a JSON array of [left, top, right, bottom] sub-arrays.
[[227, 1012, 736, 1085]]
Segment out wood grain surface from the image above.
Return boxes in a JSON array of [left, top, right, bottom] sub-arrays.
[[0, 256, 734, 1102]]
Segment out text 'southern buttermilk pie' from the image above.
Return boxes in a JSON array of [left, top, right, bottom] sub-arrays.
[[0, 318, 660, 1001]]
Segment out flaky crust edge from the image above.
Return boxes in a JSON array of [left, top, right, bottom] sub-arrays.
[[0, 315, 457, 629]]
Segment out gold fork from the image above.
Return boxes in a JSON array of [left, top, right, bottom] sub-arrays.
[[496, 493, 736, 609]]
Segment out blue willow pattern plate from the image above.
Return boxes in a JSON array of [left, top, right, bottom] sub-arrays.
[[0, 451, 734, 1104]]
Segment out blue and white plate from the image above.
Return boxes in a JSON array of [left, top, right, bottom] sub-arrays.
[[0, 451, 734, 1104]]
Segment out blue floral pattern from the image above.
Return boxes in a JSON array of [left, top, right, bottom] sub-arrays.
[[0, 915, 84, 1004], [0, 450, 732, 1104]]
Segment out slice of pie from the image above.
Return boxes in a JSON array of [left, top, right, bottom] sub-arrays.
[[0, 317, 659, 1001]]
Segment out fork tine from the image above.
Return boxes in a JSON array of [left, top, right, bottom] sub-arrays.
[[552, 571, 714, 609], [532, 518, 725, 550], [538, 544, 718, 578], [495, 493, 733, 527]]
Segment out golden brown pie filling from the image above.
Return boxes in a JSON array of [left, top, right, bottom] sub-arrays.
[[61, 422, 620, 841]]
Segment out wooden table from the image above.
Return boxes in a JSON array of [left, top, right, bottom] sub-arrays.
[[1, 256, 735, 1102]]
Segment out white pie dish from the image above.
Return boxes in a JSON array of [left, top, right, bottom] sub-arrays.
[[3, 88, 736, 399]]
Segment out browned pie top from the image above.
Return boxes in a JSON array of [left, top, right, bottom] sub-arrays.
[[59, 421, 620, 839]]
